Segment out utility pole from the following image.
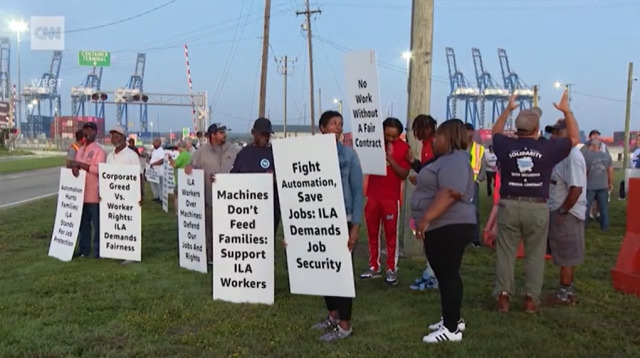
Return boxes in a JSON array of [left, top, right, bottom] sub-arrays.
[[623, 62, 634, 170], [258, 0, 272, 118], [296, 0, 321, 134], [318, 88, 322, 115], [276, 56, 296, 138], [533, 85, 539, 107], [399, 0, 435, 258]]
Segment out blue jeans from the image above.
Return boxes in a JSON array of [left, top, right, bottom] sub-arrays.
[[78, 203, 100, 257], [586, 189, 609, 230]]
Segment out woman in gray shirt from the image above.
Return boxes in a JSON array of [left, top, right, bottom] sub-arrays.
[[411, 119, 477, 344]]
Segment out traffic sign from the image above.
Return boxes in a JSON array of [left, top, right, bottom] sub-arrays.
[[182, 127, 189, 139], [78, 51, 111, 67]]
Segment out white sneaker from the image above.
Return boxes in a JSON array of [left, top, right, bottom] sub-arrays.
[[428, 317, 466, 332], [422, 326, 462, 343]]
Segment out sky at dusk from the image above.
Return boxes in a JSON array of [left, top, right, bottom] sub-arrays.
[[1, 0, 639, 135]]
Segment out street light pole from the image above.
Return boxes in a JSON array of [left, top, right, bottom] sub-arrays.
[[333, 98, 342, 114]]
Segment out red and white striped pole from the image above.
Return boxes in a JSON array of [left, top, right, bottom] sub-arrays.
[[183, 44, 197, 134], [10, 83, 16, 130]]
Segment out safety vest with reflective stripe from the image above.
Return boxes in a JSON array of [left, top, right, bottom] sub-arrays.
[[470, 142, 485, 181], [70, 143, 80, 152]]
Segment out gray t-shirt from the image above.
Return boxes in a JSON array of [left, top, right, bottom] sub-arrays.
[[583, 149, 611, 190], [410, 149, 477, 231], [548, 146, 587, 220]]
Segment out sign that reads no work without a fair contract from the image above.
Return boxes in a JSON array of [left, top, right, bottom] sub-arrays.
[[178, 169, 207, 273], [212, 173, 274, 305], [99, 164, 142, 261], [273, 134, 355, 298], [48, 168, 86, 262], [78, 51, 111, 67], [344, 50, 386, 175]]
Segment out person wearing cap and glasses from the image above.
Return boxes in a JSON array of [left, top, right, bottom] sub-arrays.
[[106, 126, 144, 265], [544, 119, 587, 305], [185, 123, 239, 265], [582, 137, 612, 231], [70, 122, 107, 259], [491, 89, 579, 314], [229, 118, 281, 238]]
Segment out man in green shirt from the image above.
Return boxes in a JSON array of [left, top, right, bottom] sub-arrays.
[[169, 140, 192, 215]]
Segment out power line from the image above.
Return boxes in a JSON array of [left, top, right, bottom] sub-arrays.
[[66, 1, 177, 33]]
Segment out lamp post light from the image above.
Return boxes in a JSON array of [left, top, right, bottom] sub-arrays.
[[9, 20, 28, 137], [333, 98, 343, 114]]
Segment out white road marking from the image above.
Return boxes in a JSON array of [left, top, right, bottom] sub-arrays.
[[0, 192, 58, 209]]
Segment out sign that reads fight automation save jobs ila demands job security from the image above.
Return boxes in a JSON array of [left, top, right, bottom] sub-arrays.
[[48, 168, 86, 262], [212, 173, 275, 305], [99, 164, 142, 261], [272, 134, 355, 298], [344, 50, 386, 175]]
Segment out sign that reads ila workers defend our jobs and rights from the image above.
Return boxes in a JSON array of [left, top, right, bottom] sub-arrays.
[[344, 50, 386, 175], [272, 134, 355, 298], [178, 169, 207, 274]]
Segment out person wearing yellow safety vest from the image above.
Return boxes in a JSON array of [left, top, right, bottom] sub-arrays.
[[465, 123, 486, 247], [66, 129, 86, 168]]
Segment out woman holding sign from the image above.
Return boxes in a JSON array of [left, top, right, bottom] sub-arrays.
[[309, 110, 364, 342], [411, 119, 476, 344]]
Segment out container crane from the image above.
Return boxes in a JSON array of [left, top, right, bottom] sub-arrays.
[[115, 53, 148, 132], [0, 38, 10, 102], [498, 48, 534, 110], [471, 48, 510, 128], [21, 50, 62, 138], [71, 67, 105, 118], [445, 47, 480, 127]]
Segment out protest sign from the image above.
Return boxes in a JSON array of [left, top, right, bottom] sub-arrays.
[[162, 159, 170, 213], [177, 169, 207, 273], [99, 163, 142, 261], [212, 173, 275, 304], [272, 134, 355, 298], [48, 168, 86, 261], [344, 50, 386, 175], [145, 164, 159, 184]]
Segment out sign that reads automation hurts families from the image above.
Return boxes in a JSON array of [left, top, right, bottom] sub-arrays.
[[48, 168, 86, 261], [272, 134, 355, 298]]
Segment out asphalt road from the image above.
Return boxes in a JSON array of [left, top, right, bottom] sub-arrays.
[[0, 167, 60, 209]]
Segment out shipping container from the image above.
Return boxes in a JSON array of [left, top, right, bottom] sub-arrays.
[[22, 115, 53, 138], [613, 131, 640, 146], [50, 116, 106, 139]]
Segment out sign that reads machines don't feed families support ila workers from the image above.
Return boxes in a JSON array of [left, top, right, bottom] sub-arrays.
[[272, 134, 355, 298], [344, 50, 386, 175]]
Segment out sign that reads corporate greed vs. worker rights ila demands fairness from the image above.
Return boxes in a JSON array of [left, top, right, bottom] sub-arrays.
[[99, 164, 142, 261], [272, 134, 355, 298], [48, 168, 86, 261], [178, 169, 207, 273], [212, 173, 274, 304], [344, 50, 386, 175]]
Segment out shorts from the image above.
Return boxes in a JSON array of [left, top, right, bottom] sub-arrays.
[[548, 210, 585, 267]]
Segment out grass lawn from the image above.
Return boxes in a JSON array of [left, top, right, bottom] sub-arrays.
[[1, 173, 639, 357], [0, 156, 67, 174], [0, 149, 34, 157]]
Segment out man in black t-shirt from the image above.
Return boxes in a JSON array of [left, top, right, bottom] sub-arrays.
[[230, 117, 280, 236], [491, 89, 579, 314]]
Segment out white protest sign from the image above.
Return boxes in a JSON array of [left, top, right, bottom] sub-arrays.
[[166, 150, 178, 192], [162, 159, 170, 213], [99, 164, 142, 261], [272, 134, 355, 298], [145, 164, 159, 184], [212, 173, 275, 305], [48, 168, 86, 261], [178, 169, 207, 273], [344, 50, 386, 175]]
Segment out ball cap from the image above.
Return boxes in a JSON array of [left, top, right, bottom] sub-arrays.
[[544, 119, 567, 133], [207, 123, 230, 134], [109, 125, 127, 136], [515, 107, 542, 133], [252, 117, 273, 133]]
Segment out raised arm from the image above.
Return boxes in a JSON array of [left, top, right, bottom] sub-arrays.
[[553, 88, 579, 147], [493, 94, 519, 135]]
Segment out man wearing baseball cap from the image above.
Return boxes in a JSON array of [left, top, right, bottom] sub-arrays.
[[230, 118, 281, 244], [71, 121, 106, 259], [490, 89, 580, 314], [185, 122, 239, 265]]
